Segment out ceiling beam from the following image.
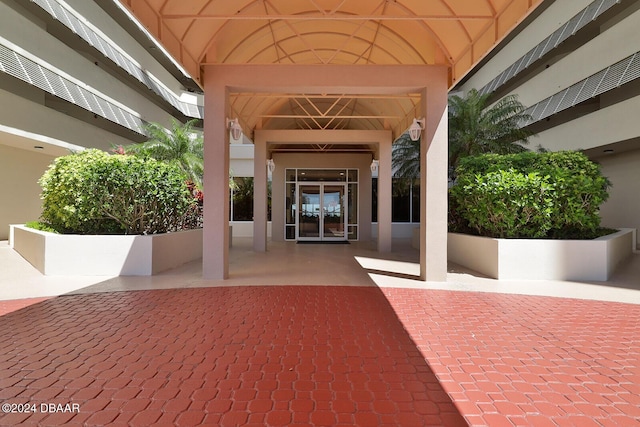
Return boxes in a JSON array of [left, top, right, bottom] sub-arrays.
[[161, 14, 493, 21], [230, 93, 421, 100], [257, 115, 402, 119]]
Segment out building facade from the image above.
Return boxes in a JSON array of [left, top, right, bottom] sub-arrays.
[[455, 0, 640, 248], [2, 0, 542, 281], [0, 0, 205, 240], [0, 0, 423, 245]]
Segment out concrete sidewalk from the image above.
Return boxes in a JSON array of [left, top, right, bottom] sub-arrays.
[[1, 238, 639, 305]]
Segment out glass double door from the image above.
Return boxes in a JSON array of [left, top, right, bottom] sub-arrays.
[[298, 183, 346, 241]]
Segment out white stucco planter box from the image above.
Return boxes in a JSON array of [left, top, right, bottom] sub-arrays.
[[448, 228, 635, 281], [9, 225, 202, 276]]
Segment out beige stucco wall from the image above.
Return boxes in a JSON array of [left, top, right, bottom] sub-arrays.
[[0, 145, 54, 240], [531, 96, 640, 152], [597, 149, 640, 249], [270, 153, 373, 242], [0, 88, 135, 153]]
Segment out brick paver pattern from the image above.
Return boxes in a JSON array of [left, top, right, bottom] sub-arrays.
[[0, 286, 638, 426], [383, 289, 640, 427]]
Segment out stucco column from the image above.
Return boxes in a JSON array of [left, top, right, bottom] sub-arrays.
[[420, 84, 448, 281], [202, 73, 230, 279], [253, 136, 268, 251], [378, 139, 392, 252]]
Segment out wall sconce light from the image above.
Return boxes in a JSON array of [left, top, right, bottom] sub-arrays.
[[370, 159, 379, 173], [226, 118, 243, 140], [408, 118, 425, 142], [267, 158, 275, 173]]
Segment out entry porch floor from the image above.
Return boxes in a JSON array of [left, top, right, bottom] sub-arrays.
[[1, 238, 639, 426]]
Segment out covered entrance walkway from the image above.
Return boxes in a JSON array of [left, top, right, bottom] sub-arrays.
[[118, 0, 545, 282]]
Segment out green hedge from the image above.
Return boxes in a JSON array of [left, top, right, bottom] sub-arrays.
[[450, 151, 610, 239], [39, 149, 196, 235]]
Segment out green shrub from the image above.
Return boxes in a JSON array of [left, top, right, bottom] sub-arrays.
[[39, 149, 196, 235], [450, 151, 610, 239], [25, 221, 58, 233]]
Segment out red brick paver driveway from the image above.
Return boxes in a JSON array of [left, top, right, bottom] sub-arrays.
[[0, 286, 638, 426]]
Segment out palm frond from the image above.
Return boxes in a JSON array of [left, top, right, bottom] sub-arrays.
[[129, 119, 204, 187]]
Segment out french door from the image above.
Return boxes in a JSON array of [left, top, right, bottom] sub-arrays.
[[297, 183, 346, 241]]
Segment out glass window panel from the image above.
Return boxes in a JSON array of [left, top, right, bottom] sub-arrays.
[[371, 178, 378, 222], [232, 177, 254, 221], [299, 185, 321, 238], [286, 169, 296, 182], [267, 180, 272, 221], [323, 185, 344, 239], [285, 183, 295, 224], [286, 225, 296, 240], [348, 225, 358, 240], [411, 179, 420, 223], [298, 169, 346, 182], [348, 183, 358, 225], [348, 169, 358, 182], [392, 178, 410, 222]]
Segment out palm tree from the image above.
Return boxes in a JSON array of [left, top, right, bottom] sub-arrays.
[[391, 89, 533, 180], [391, 133, 420, 178], [449, 89, 532, 177], [129, 119, 204, 187]]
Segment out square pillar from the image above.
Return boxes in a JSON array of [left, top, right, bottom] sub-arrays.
[[420, 84, 448, 281], [202, 74, 230, 279], [253, 137, 268, 251], [378, 139, 392, 252]]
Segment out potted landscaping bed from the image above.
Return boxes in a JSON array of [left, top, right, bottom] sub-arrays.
[[11, 148, 204, 276], [10, 224, 202, 276], [447, 151, 634, 281], [447, 229, 634, 281]]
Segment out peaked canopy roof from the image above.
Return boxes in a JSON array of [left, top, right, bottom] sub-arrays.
[[119, 0, 542, 139]]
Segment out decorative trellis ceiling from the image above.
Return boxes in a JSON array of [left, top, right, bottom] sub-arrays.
[[118, 0, 542, 138]]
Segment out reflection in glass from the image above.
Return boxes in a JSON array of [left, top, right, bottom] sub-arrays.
[[392, 177, 411, 222], [323, 186, 344, 239], [348, 225, 357, 240], [348, 184, 357, 225], [231, 177, 254, 221], [286, 183, 296, 225], [286, 225, 295, 240], [299, 186, 320, 238], [412, 178, 420, 223], [298, 169, 346, 182]]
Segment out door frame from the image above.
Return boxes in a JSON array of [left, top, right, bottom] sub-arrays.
[[296, 182, 348, 241]]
